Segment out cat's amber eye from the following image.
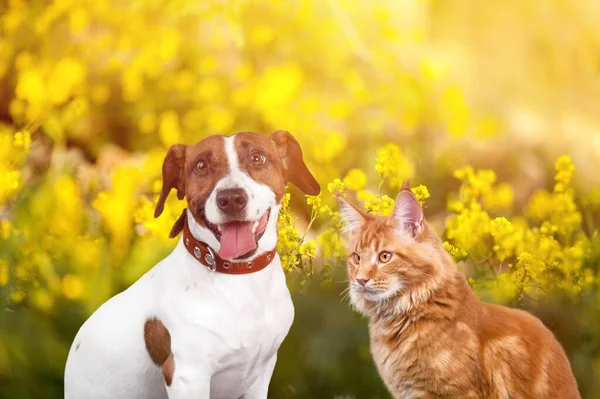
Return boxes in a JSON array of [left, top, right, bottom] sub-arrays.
[[378, 251, 392, 263], [351, 252, 360, 263]]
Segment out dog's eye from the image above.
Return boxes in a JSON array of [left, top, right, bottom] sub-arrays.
[[250, 151, 267, 167], [351, 252, 360, 263], [195, 159, 208, 174], [378, 251, 392, 263]]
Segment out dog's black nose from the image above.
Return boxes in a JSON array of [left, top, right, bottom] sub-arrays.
[[216, 188, 248, 214]]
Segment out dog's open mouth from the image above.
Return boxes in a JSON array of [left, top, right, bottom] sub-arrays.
[[204, 209, 271, 260]]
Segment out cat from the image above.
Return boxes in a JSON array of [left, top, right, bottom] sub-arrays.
[[336, 182, 580, 399]]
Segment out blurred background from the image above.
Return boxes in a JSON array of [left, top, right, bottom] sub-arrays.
[[1, 0, 600, 398]]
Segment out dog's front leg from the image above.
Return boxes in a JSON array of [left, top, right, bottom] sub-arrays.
[[164, 330, 212, 399], [164, 354, 211, 399], [239, 355, 277, 399]]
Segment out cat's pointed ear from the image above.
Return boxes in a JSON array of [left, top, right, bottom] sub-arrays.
[[336, 193, 367, 234], [389, 181, 424, 238]]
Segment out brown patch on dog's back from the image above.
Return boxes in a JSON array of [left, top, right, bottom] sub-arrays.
[[144, 317, 175, 386]]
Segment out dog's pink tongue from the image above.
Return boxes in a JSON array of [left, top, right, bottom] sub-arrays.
[[218, 222, 257, 260]]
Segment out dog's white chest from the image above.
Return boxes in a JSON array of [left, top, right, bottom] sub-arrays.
[[158, 248, 294, 397], [209, 268, 293, 366], [209, 280, 293, 392]]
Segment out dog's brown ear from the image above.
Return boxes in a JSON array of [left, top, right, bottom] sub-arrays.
[[169, 208, 187, 238], [270, 130, 320, 195], [154, 144, 187, 218]]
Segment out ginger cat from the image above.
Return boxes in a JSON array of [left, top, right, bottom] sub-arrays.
[[337, 182, 580, 399]]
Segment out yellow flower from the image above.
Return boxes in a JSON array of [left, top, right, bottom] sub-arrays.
[[68, 8, 88, 33], [196, 78, 224, 101], [0, 169, 21, 205], [62, 274, 84, 300], [364, 194, 395, 216], [1, 220, 12, 239], [256, 63, 304, 111], [90, 84, 111, 105], [306, 193, 322, 209], [13, 130, 31, 151], [206, 108, 235, 134], [139, 113, 158, 134], [483, 183, 514, 212], [31, 289, 55, 313], [48, 57, 86, 105], [16, 68, 46, 104], [453, 166, 496, 204], [277, 226, 302, 273], [10, 290, 25, 304], [317, 227, 346, 260], [443, 241, 468, 262], [159, 111, 183, 146], [489, 217, 517, 261], [485, 273, 519, 304], [441, 85, 469, 137], [526, 190, 581, 237], [299, 240, 316, 259], [343, 168, 367, 191], [582, 187, 600, 209], [248, 24, 275, 47], [374, 143, 414, 189], [0, 260, 8, 286], [554, 155, 574, 193], [411, 184, 430, 206], [312, 131, 347, 164], [327, 178, 346, 195], [445, 202, 491, 252]]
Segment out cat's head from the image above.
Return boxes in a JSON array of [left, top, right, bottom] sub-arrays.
[[337, 182, 453, 316]]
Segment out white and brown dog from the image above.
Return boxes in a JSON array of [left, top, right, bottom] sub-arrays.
[[64, 131, 320, 399]]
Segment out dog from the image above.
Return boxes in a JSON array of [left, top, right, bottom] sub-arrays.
[[64, 131, 320, 399]]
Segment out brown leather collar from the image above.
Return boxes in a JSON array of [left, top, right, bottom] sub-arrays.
[[182, 216, 277, 274]]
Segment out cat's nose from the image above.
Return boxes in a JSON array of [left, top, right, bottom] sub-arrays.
[[356, 278, 370, 287]]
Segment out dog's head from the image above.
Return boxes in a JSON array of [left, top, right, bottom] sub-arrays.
[[154, 131, 320, 261]]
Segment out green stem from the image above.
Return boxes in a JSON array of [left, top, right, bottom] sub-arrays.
[[584, 209, 595, 236], [301, 211, 318, 242], [377, 177, 386, 195]]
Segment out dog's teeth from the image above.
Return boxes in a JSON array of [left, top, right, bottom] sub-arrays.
[[252, 220, 259, 233]]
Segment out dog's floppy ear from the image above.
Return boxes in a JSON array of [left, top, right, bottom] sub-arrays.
[[270, 130, 320, 195], [154, 144, 187, 218], [169, 208, 187, 238]]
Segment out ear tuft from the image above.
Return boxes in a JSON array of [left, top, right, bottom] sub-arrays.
[[401, 180, 411, 191], [270, 130, 320, 195], [154, 144, 187, 218], [390, 189, 423, 237], [337, 196, 366, 234]]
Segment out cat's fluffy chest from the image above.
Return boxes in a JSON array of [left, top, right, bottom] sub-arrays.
[[368, 316, 483, 399]]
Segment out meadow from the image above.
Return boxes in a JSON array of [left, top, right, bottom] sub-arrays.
[[1, 1, 600, 398]]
